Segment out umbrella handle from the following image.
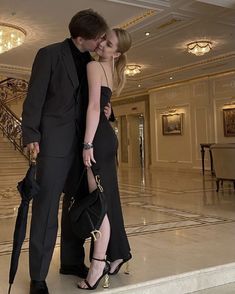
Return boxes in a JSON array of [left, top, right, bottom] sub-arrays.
[[8, 284, 12, 294], [30, 149, 37, 164]]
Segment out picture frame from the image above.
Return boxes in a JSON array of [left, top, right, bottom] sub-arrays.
[[223, 108, 235, 137], [162, 113, 183, 135]]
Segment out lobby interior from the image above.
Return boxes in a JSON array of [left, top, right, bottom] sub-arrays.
[[0, 0, 235, 293]]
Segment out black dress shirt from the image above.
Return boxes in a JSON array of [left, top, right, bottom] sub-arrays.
[[68, 38, 91, 83]]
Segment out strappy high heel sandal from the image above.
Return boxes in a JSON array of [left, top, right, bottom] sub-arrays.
[[109, 253, 132, 275], [77, 257, 110, 290]]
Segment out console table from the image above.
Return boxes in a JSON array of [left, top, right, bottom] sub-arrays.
[[200, 143, 215, 175]]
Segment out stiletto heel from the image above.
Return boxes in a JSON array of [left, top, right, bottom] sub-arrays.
[[77, 257, 110, 290], [124, 261, 130, 275], [109, 253, 132, 275], [102, 274, 110, 288]]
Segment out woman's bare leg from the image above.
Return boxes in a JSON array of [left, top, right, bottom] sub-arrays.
[[78, 168, 110, 288], [109, 259, 123, 273]]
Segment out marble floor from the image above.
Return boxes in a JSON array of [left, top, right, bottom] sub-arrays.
[[0, 151, 235, 293], [195, 282, 235, 293]]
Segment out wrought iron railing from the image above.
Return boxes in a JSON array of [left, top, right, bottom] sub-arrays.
[[0, 78, 28, 158], [0, 78, 28, 104], [0, 100, 27, 158]]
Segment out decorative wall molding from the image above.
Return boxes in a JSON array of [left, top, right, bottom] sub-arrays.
[[194, 107, 209, 161], [154, 103, 193, 164], [149, 71, 235, 170]]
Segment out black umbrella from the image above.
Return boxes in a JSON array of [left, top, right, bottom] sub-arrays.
[[8, 156, 40, 294]]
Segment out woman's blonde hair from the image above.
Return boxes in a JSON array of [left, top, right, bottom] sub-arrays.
[[113, 28, 132, 96]]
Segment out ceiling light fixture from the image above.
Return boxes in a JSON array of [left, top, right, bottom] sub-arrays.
[[0, 23, 26, 54], [145, 32, 150, 36], [187, 40, 212, 56], [125, 64, 141, 76]]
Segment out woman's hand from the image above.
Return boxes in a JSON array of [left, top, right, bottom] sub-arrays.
[[83, 148, 96, 167]]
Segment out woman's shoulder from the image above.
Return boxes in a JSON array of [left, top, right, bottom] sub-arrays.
[[87, 60, 101, 70]]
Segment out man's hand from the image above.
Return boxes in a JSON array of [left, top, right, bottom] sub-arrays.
[[104, 102, 111, 120], [26, 142, 40, 159]]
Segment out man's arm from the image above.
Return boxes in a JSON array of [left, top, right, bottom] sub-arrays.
[[22, 47, 52, 150]]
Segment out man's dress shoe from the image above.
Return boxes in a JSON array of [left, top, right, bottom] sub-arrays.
[[59, 264, 89, 278], [30, 281, 49, 294]]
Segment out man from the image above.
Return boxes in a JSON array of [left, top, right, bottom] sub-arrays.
[[22, 9, 109, 294]]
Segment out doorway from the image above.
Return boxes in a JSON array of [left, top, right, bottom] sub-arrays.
[[115, 114, 145, 168]]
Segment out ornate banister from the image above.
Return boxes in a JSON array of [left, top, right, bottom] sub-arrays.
[[0, 77, 29, 158], [0, 78, 28, 104], [0, 100, 27, 158]]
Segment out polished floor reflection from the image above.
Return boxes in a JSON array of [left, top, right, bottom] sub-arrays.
[[0, 158, 235, 293]]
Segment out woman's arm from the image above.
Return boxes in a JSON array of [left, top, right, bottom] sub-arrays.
[[83, 61, 102, 167]]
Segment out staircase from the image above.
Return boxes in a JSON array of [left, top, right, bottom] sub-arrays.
[[0, 132, 28, 189]]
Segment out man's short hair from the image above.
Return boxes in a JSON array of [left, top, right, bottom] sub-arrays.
[[69, 9, 108, 40]]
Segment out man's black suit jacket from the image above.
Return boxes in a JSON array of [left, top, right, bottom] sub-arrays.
[[22, 39, 91, 157]]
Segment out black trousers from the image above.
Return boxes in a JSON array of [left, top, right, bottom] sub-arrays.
[[29, 154, 85, 281]]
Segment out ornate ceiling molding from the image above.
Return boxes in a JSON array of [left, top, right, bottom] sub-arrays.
[[148, 69, 235, 93], [106, 0, 170, 9], [135, 51, 235, 82], [196, 0, 235, 8], [131, 14, 196, 48], [118, 9, 157, 29]]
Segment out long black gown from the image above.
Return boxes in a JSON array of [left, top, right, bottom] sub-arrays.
[[92, 86, 131, 262]]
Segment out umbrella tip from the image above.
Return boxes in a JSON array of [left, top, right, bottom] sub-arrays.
[[8, 284, 12, 294]]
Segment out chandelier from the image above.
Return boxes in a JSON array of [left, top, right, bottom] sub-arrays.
[[125, 64, 141, 76], [0, 23, 26, 54], [187, 41, 212, 56]]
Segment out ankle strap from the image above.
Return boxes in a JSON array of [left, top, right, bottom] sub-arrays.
[[92, 257, 106, 262]]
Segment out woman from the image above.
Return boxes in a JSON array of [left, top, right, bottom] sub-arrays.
[[77, 28, 132, 290]]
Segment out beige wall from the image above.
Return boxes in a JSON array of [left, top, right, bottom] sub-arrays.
[[149, 72, 235, 170]]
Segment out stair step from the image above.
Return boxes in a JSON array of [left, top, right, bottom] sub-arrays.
[[0, 140, 15, 144], [0, 168, 28, 172], [0, 152, 26, 156], [0, 164, 28, 169], [0, 157, 27, 162], [89, 263, 235, 294], [0, 177, 24, 183], [0, 144, 16, 148], [0, 165, 27, 170], [0, 153, 25, 157], [0, 146, 18, 150], [0, 135, 29, 183], [0, 150, 19, 154], [0, 146, 15, 149]]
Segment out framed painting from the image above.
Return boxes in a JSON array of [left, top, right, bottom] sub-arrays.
[[162, 113, 183, 135], [223, 108, 235, 137]]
